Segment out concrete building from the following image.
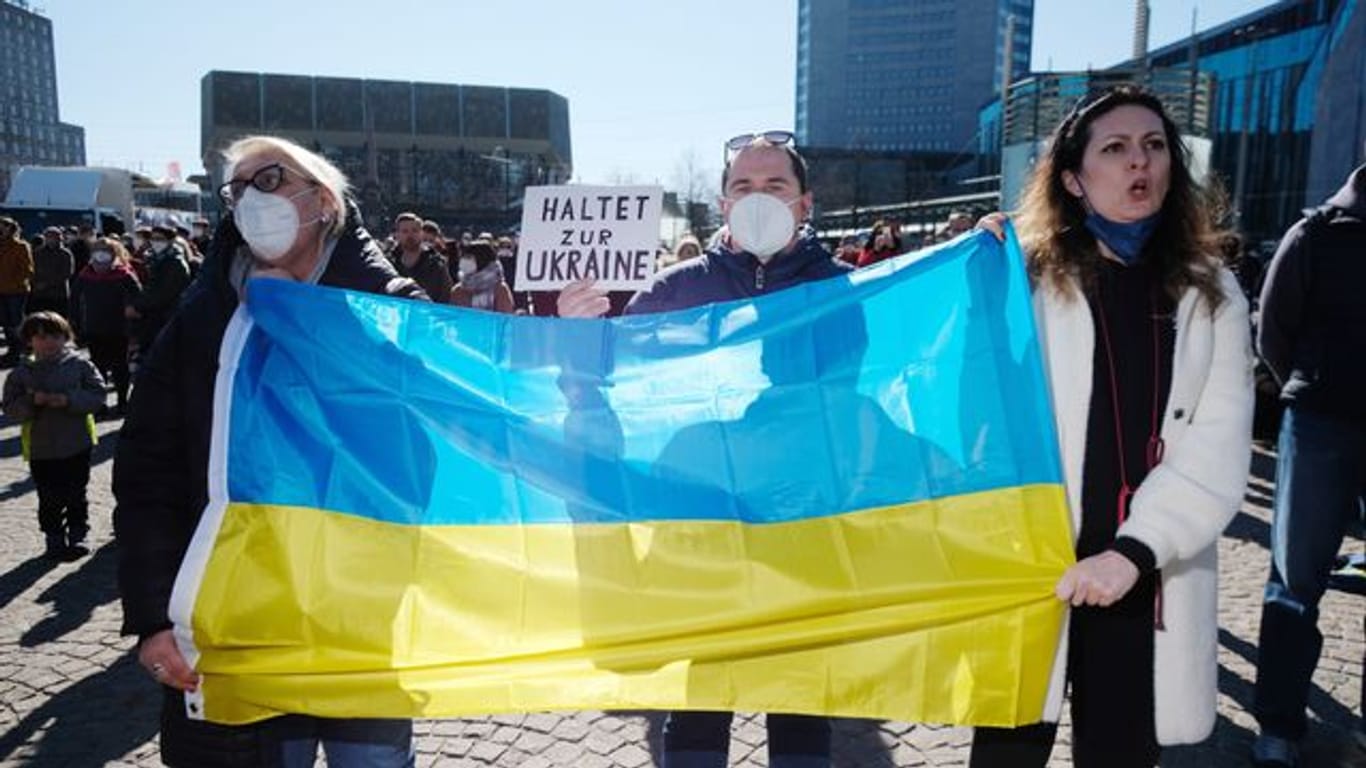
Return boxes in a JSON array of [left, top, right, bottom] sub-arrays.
[[795, 0, 1033, 154], [0, 0, 86, 199], [200, 71, 572, 234]]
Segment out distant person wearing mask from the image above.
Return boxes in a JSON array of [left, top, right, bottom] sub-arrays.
[[73, 237, 142, 414], [127, 223, 191, 355], [450, 239, 515, 313]]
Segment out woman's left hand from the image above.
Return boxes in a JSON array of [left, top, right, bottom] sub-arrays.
[[1055, 550, 1140, 607]]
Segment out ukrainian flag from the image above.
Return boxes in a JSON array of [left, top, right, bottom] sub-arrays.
[[170, 228, 1073, 727]]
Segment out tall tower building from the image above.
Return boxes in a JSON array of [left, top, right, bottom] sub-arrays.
[[0, 0, 86, 197], [795, 0, 1034, 154]]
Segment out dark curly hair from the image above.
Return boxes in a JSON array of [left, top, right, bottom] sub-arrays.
[[1015, 85, 1226, 311]]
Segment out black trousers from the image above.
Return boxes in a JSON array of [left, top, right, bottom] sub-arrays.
[[86, 333, 130, 404], [31, 449, 91, 542], [27, 294, 70, 321], [970, 573, 1161, 768]]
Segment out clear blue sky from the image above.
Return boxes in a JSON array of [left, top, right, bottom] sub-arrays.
[[45, 0, 1265, 191]]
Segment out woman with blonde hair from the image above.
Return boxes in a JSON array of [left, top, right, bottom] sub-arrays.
[[973, 85, 1254, 767], [115, 135, 425, 768]]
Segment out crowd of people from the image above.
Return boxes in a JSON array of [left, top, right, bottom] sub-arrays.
[[0, 80, 1359, 768]]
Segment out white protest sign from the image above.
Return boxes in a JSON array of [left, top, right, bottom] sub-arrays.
[[516, 185, 664, 291]]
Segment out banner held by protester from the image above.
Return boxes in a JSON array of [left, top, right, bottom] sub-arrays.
[[170, 227, 1074, 727]]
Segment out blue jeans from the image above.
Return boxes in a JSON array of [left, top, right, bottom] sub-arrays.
[[662, 711, 830, 768], [1254, 407, 1366, 741], [268, 716, 414, 768]]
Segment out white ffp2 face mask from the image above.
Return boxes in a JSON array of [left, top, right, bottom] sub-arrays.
[[727, 192, 799, 263], [459, 258, 477, 278], [234, 186, 320, 262]]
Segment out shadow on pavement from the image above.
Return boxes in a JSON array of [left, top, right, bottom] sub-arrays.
[[20, 542, 120, 647], [0, 474, 35, 502], [91, 425, 119, 469], [832, 718, 898, 767], [0, 651, 159, 766], [0, 554, 59, 612], [1223, 510, 1271, 547], [1219, 627, 1360, 730]]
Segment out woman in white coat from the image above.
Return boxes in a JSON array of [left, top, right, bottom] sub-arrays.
[[973, 85, 1255, 767]]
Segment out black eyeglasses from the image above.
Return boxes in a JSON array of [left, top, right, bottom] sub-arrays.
[[218, 163, 313, 206]]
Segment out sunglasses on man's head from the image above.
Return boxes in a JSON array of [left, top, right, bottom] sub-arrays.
[[724, 130, 796, 155], [218, 162, 312, 206]]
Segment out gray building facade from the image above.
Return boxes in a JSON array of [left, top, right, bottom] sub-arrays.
[[201, 71, 572, 233], [0, 0, 86, 199], [795, 0, 1033, 153]]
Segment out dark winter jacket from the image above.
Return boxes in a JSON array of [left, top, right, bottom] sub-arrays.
[[31, 243, 74, 300], [626, 232, 851, 315], [1, 348, 105, 460], [132, 245, 191, 317], [389, 244, 453, 304], [113, 200, 425, 768], [1257, 164, 1366, 423], [73, 264, 141, 337]]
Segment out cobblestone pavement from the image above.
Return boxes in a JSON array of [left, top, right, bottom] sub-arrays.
[[1, 399, 1363, 766]]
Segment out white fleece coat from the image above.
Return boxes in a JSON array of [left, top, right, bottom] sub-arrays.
[[1035, 266, 1255, 745]]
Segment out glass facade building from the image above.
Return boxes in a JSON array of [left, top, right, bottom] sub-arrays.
[[201, 71, 572, 233], [1139, 0, 1361, 241], [795, 0, 1033, 153], [979, 0, 1362, 243], [0, 0, 86, 199]]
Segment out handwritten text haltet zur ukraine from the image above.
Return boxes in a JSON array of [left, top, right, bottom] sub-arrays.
[[522, 193, 656, 283]]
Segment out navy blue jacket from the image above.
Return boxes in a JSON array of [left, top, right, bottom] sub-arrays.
[[1257, 165, 1366, 423], [626, 233, 851, 315]]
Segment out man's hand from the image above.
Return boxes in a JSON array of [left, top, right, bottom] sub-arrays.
[[557, 279, 610, 319], [46, 393, 68, 409], [32, 391, 50, 406], [124, 306, 140, 320], [1055, 550, 1141, 608], [975, 212, 1009, 242], [138, 630, 200, 692]]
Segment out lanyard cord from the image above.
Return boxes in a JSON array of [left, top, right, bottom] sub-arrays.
[[1093, 282, 1166, 526], [1093, 278, 1170, 629]]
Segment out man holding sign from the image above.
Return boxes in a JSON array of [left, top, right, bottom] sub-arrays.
[[558, 131, 848, 768]]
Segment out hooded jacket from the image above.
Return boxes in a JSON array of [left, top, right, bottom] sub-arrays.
[[1, 347, 105, 460], [1257, 164, 1366, 424], [113, 200, 425, 768]]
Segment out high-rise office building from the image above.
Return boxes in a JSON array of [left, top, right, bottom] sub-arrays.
[[0, 0, 85, 198], [795, 0, 1033, 154]]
